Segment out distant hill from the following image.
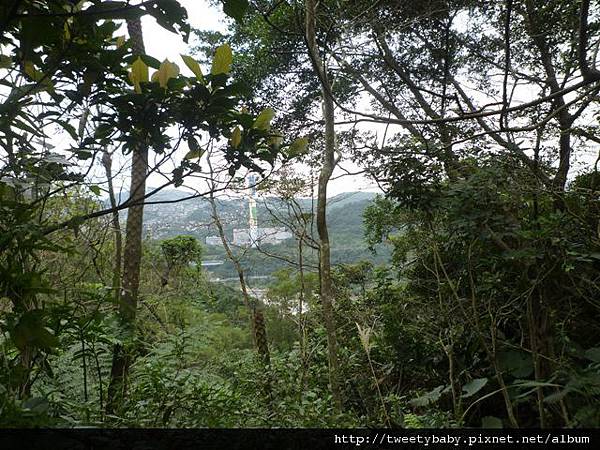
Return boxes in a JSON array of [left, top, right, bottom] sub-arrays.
[[109, 189, 389, 278], [329, 191, 377, 209]]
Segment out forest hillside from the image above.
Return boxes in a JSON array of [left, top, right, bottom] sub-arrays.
[[1, 0, 600, 432]]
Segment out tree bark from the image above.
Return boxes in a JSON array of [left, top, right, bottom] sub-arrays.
[[106, 16, 147, 414], [305, 0, 343, 411]]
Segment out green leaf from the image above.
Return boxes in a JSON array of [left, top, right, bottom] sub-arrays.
[[287, 137, 309, 157], [89, 185, 101, 196], [511, 379, 560, 390], [22, 397, 50, 414], [11, 310, 59, 351], [181, 55, 205, 83], [83, 1, 143, 20], [222, 0, 249, 23], [23, 60, 45, 82], [76, 150, 92, 160], [544, 388, 571, 404], [211, 43, 233, 75], [94, 123, 113, 139], [253, 108, 275, 130], [462, 378, 488, 398], [184, 149, 205, 160], [138, 54, 162, 70], [408, 385, 445, 407], [129, 57, 148, 93], [63, 22, 71, 41], [231, 126, 242, 148], [498, 350, 533, 378], [187, 136, 200, 152], [56, 119, 79, 141], [0, 54, 12, 69], [154, 59, 180, 88]]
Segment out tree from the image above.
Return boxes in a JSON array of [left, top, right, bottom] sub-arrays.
[[160, 235, 203, 286], [214, 0, 600, 427], [205, 153, 271, 369], [0, 0, 187, 400], [305, 0, 343, 411], [106, 13, 149, 415]]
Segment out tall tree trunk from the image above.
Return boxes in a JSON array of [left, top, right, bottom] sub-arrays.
[[305, 0, 343, 411], [106, 17, 147, 414]]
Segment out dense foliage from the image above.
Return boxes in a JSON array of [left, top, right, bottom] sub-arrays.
[[1, 0, 600, 430]]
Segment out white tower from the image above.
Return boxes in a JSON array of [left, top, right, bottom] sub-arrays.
[[248, 174, 259, 246]]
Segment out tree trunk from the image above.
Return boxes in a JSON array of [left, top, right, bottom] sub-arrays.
[[106, 17, 147, 414], [305, 0, 343, 411]]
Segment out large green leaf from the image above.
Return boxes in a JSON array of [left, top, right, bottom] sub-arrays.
[[231, 127, 242, 148], [287, 137, 309, 157], [11, 310, 59, 351], [408, 385, 446, 407], [462, 378, 488, 398], [136, 55, 161, 70], [0, 54, 13, 69], [511, 379, 561, 400], [181, 55, 205, 83], [152, 59, 180, 88], [211, 44, 233, 75], [22, 397, 50, 414], [253, 108, 275, 130], [498, 350, 533, 378], [184, 148, 205, 160], [129, 57, 148, 93], [83, 1, 144, 20]]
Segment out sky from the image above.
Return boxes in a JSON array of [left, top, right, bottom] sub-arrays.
[[135, 0, 381, 197]]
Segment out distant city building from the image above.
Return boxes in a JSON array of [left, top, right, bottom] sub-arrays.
[[247, 174, 259, 245], [204, 175, 293, 247], [205, 227, 292, 246], [205, 236, 222, 246], [232, 229, 252, 245], [260, 227, 293, 244], [233, 227, 292, 245]]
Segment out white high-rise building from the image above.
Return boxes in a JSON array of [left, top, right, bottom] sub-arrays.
[[247, 174, 259, 246], [204, 175, 293, 247]]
